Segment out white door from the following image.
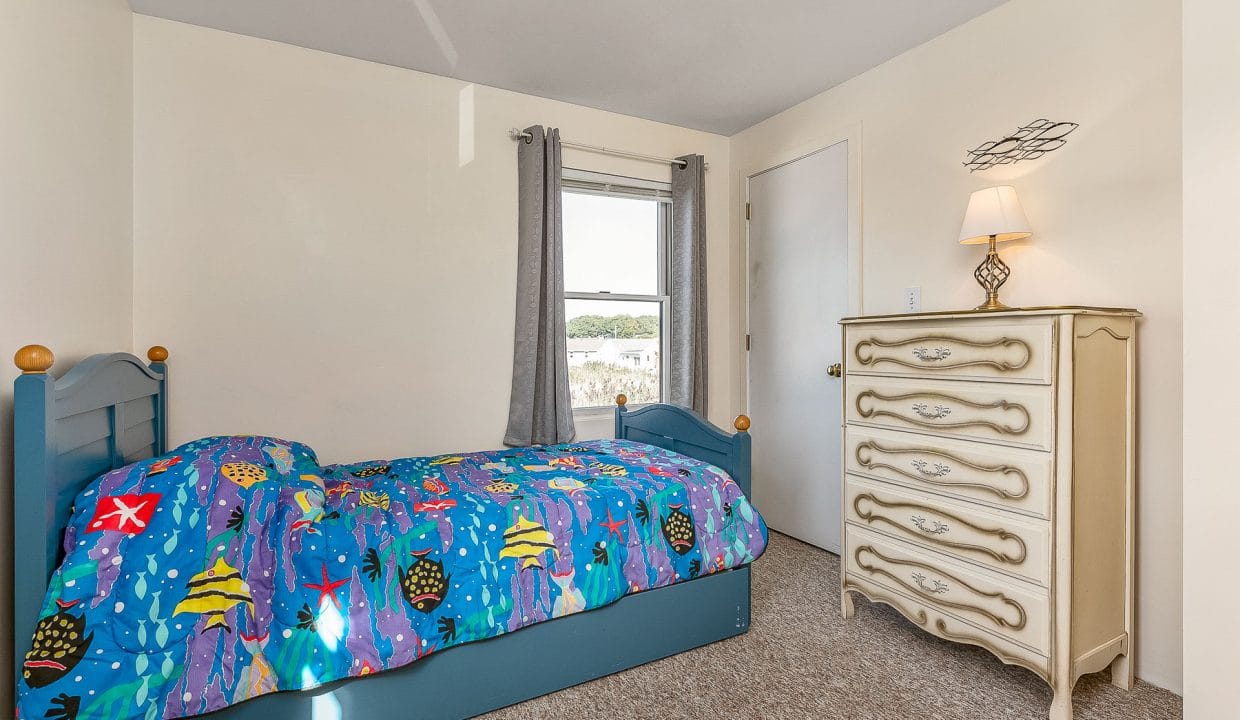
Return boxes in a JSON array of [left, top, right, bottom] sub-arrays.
[[748, 142, 850, 553]]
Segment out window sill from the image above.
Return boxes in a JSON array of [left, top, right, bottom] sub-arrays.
[[574, 401, 661, 418], [573, 406, 615, 421]]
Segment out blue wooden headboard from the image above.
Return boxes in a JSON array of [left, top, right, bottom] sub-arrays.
[[11, 344, 168, 686], [613, 394, 752, 497]]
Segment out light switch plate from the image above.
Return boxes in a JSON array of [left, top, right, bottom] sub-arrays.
[[904, 287, 922, 312]]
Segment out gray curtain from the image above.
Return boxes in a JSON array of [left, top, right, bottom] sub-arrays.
[[504, 125, 576, 446], [669, 154, 708, 415]]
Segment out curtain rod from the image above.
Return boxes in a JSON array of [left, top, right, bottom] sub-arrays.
[[508, 128, 706, 170]]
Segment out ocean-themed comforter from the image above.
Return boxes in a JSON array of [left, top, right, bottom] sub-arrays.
[[16, 435, 767, 720]]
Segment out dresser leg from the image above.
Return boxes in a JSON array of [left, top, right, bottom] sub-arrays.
[[1110, 653, 1134, 691], [1049, 689, 1073, 720], [841, 589, 855, 619]]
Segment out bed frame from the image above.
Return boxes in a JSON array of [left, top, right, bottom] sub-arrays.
[[12, 345, 754, 720]]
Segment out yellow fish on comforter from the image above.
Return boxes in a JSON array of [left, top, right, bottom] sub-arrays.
[[173, 557, 253, 632], [499, 516, 558, 570]]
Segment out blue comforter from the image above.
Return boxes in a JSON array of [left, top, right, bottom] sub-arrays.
[[16, 435, 767, 720]]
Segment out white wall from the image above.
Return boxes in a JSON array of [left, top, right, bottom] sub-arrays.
[[0, 0, 134, 709], [1182, 0, 1240, 716], [132, 16, 734, 462], [730, 0, 1183, 692]]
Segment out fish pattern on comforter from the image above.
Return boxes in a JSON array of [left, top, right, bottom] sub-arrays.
[[16, 435, 767, 720]]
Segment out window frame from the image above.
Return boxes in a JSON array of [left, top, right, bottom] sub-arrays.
[[561, 167, 673, 415]]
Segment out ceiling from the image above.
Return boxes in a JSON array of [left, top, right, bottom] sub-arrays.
[[128, 0, 1009, 135]]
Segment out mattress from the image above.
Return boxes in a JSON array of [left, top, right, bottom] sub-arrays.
[[16, 435, 767, 720]]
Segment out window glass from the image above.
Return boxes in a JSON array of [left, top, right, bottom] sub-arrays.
[[562, 193, 660, 296], [565, 298, 662, 408]]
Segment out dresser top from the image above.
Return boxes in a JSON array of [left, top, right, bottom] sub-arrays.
[[840, 305, 1142, 324]]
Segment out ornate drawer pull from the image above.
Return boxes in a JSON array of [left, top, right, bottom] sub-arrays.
[[857, 389, 1031, 435], [855, 545, 1027, 630], [853, 493, 1028, 565], [855, 440, 1030, 500], [854, 335, 1031, 372], [911, 515, 949, 535], [912, 572, 949, 594], [911, 459, 951, 477], [912, 347, 952, 361], [911, 402, 952, 419]]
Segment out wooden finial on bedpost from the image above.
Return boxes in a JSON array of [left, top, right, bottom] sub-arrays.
[[613, 395, 629, 440], [733, 414, 751, 432], [146, 346, 169, 455], [14, 345, 54, 374]]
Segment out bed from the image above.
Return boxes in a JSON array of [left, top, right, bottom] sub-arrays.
[[12, 345, 763, 720]]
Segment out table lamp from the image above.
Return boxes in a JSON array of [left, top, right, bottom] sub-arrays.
[[958, 185, 1032, 310]]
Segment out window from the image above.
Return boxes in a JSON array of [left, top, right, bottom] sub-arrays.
[[562, 169, 671, 411]]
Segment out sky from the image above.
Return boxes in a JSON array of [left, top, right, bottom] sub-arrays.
[[562, 191, 660, 303]]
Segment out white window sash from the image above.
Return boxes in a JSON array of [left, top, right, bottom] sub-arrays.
[[562, 172, 672, 411]]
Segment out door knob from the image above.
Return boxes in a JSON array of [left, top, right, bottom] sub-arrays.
[[827, 363, 842, 378]]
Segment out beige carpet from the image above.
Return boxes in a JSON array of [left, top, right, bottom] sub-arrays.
[[481, 532, 1181, 720]]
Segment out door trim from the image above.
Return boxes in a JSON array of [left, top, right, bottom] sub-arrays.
[[743, 123, 864, 411], [743, 126, 862, 553]]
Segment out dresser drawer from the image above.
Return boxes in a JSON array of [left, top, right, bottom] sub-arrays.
[[846, 476, 1050, 586], [846, 525, 1050, 654], [845, 426, 1052, 519], [846, 376, 1054, 451], [842, 574, 1049, 682], [846, 318, 1054, 384]]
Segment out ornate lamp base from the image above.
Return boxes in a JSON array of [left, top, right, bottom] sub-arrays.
[[976, 294, 1011, 311], [973, 235, 1012, 311]]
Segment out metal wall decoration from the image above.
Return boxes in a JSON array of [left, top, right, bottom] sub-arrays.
[[963, 119, 1079, 172]]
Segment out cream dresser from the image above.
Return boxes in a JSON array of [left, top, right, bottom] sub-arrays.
[[838, 307, 1139, 720]]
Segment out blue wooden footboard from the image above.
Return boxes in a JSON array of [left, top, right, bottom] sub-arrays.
[[11, 350, 754, 719]]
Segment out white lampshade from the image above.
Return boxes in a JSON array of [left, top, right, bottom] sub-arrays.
[[958, 185, 1033, 245]]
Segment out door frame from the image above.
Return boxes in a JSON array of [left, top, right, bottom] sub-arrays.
[[742, 123, 864, 411]]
